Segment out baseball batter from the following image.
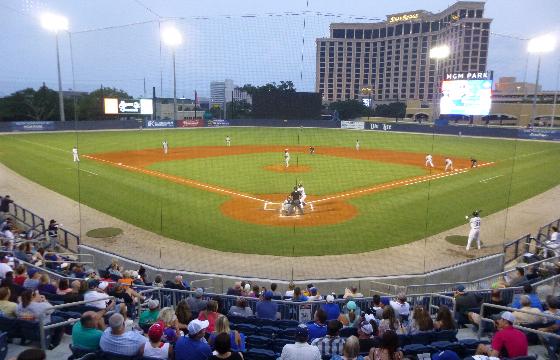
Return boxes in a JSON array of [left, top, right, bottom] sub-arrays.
[[355, 139, 360, 151], [72, 146, 80, 162], [226, 136, 231, 147], [425, 154, 434, 168], [444, 157, 454, 172], [465, 211, 481, 251], [284, 149, 290, 167], [162, 140, 168, 154], [297, 183, 306, 206]]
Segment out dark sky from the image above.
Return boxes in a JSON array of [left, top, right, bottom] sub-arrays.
[[0, 0, 558, 98]]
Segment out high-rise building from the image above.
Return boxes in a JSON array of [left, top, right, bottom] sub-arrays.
[[316, 1, 492, 103], [210, 79, 251, 108]]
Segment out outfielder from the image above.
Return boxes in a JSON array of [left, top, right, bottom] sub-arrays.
[[72, 146, 80, 162], [355, 139, 360, 151], [162, 140, 168, 154], [296, 183, 306, 206], [425, 154, 434, 167], [284, 149, 290, 167], [226, 136, 231, 147], [465, 211, 481, 251], [444, 157, 454, 172]]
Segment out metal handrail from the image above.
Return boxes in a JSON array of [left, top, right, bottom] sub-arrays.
[[427, 293, 456, 316]]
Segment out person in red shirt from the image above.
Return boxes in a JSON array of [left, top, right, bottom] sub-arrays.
[[476, 311, 528, 358]]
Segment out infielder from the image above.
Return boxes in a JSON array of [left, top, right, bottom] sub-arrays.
[[72, 146, 80, 162], [470, 158, 478, 168], [226, 136, 231, 147], [425, 154, 434, 168], [162, 140, 168, 154], [465, 211, 481, 251], [444, 157, 454, 172], [355, 139, 360, 151], [284, 149, 290, 167], [297, 183, 306, 206]]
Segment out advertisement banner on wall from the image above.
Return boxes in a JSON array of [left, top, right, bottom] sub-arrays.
[[366, 122, 394, 131], [176, 119, 204, 128], [340, 121, 364, 130], [207, 119, 230, 127], [144, 120, 175, 128], [11, 121, 55, 131], [518, 128, 560, 141]]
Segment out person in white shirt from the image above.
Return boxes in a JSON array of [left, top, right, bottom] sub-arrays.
[[425, 154, 434, 167], [284, 149, 290, 168], [72, 147, 80, 162], [444, 157, 454, 172], [389, 293, 410, 322], [225, 136, 231, 147], [465, 211, 482, 251], [0, 256, 13, 279], [297, 184, 307, 206], [84, 280, 110, 309], [280, 324, 321, 360], [162, 140, 168, 155], [544, 226, 560, 257], [355, 139, 360, 151]]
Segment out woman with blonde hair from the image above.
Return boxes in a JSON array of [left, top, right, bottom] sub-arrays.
[[157, 307, 180, 343], [332, 335, 364, 360], [208, 315, 246, 352], [37, 274, 57, 294]]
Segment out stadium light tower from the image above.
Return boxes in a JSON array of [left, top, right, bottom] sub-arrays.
[[527, 33, 556, 127], [429, 45, 450, 122], [41, 12, 69, 122], [161, 26, 182, 122]]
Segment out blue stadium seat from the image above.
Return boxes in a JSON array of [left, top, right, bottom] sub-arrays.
[[434, 330, 458, 342], [280, 327, 297, 339], [409, 332, 434, 345], [340, 327, 358, 338], [236, 323, 259, 336], [459, 338, 489, 356], [68, 344, 96, 360], [431, 341, 452, 351], [0, 332, 7, 360], [228, 315, 247, 324], [0, 317, 20, 340], [246, 335, 272, 349], [245, 348, 277, 360], [19, 319, 50, 344], [259, 325, 281, 338], [402, 344, 434, 356], [98, 351, 141, 359], [277, 320, 299, 329], [272, 338, 293, 353], [397, 334, 410, 347]]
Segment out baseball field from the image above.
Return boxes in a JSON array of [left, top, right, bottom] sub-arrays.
[[1, 126, 559, 256]]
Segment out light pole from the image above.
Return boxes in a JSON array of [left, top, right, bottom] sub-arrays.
[[161, 26, 182, 122], [527, 34, 556, 127], [551, 60, 559, 128], [429, 45, 450, 122], [41, 12, 69, 122]]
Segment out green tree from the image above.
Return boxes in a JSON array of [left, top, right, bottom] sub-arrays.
[[209, 104, 222, 119], [227, 100, 252, 119], [77, 87, 131, 120], [328, 99, 369, 120], [374, 102, 406, 119], [0, 85, 60, 121]]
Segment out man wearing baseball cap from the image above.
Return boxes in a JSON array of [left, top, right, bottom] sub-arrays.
[[475, 311, 528, 358], [175, 319, 212, 360], [321, 294, 341, 321], [256, 290, 278, 320], [279, 324, 321, 360], [454, 284, 480, 327]]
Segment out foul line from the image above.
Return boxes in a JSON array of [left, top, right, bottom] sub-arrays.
[[83, 155, 267, 203], [480, 174, 503, 183]]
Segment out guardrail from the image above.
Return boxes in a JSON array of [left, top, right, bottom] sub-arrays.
[[538, 218, 560, 242], [503, 234, 535, 264]]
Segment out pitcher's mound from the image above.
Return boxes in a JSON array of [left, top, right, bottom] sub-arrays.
[[264, 165, 310, 173]]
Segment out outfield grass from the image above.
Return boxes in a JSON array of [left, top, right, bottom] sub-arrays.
[[1, 127, 559, 256]]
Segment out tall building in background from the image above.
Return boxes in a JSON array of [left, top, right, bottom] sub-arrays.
[[210, 79, 251, 108], [316, 1, 492, 103]]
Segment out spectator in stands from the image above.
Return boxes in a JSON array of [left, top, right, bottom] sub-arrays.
[[153, 274, 164, 288], [157, 307, 180, 343], [31, 248, 45, 267], [308, 287, 322, 301], [209, 332, 244, 360], [144, 322, 173, 359], [285, 282, 295, 298], [434, 305, 455, 330], [241, 283, 251, 296], [0, 195, 13, 219], [368, 329, 403, 360], [198, 300, 220, 333], [227, 297, 253, 318], [208, 315, 245, 352], [176, 299, 192, 332], [84, 279, 110, 309], [175, 319, 212, 360], [538, 301, 560, 360], [344, 286, 364, 299], [17, 289, 64, 349], [389, 293, 410, 322], [248, 284, 259, 298], [188, 288, 208, 313], [368, 295, 384, 320], [2, 272, 21, 302], [292, 287, 308, 301], [139, 299, 161, 328], [357, 314, 377, 340], [511, 284, 544, 310], [37, 274, 57, 294], [453, 285, 480, 327], [56, 278, 73, 295], [106, 259, 123, 279], [137, 266, 149, 285], [312, 320, 346, 358], [15, 348, 46, 360], [22, 268, 40, 290], [0, 255, 13, 279], [63, 280, 85, 303], [544, 295, 560, 317], [322, 294, 341, 321], [110, 283, 144, 309], [0, 287, 16, 318], [331, 335, 363, 360], [13, 264, 27, 286], [512, 295, 543, 325], [408, 306, 434, 334], [279, 324, 321, 360], [476, 311, 528, 358], [271, 282, 282, 297], [340, 300, 361, 328], [307, 308, 328, 341], [100, 313, 145, 357], [71, 308, 112, 351], [226, 282, 242, 296], [256, 290, 278, 320], [13, 244, 30, 262], [172, 275, 190, 290], [378, 306, 404, 335], [468, 289, 505, 331], [507, 267, 528, 287]]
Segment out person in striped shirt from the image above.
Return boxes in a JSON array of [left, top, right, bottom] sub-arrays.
[[311, 320, 346, 358]]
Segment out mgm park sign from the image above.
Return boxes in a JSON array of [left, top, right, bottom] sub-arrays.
[[445, 72, 492, 81]]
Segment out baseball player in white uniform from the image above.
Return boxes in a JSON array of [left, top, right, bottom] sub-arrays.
[[284, 149, 290, 167], [425, 154, 434, 168], [444, 157, 454, 172], [72, 146, 80, 162], [465, 211, 481, 250], [297, 183, 306, 206], [355, 139, 360, 151], [226, 136, 231, 147], [162, 140, 168, 154]]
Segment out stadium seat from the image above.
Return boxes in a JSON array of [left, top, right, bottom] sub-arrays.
[[398, 334, 410, 347], [340, 327, 358, 338], [19, 319, 50, 344], [68, 344, 96, 360], [272, 338, 292, 353], [0, 317, 20, 340], [259, 325, 281, 338], [280, 327, 297, 339], [409, 332, 433, 345], [0, 332, 7, 360], [276, 319, 299, 329], [246, 335, 272, 349], [402, 344, 435, 356], [98, 351, 141, 359], [235, 323, 259, 336], [245, 348, 277, 360], [228, 315, 248, 324], [430, 341, 452, 351], [459, 339, 489, 356], [434, 329, 458, 342]]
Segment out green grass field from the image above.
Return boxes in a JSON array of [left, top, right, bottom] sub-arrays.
[[1, 127, 559, 256]]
